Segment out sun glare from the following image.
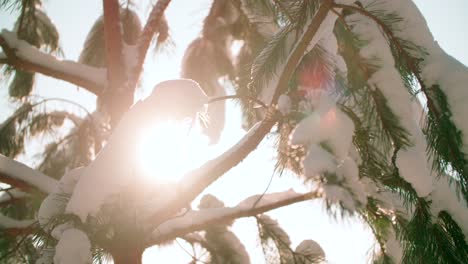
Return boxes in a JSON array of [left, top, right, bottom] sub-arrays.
[[137, 120, 209, 182]]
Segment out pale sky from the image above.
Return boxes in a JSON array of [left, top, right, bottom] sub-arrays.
[[0, 1, 467, 263]]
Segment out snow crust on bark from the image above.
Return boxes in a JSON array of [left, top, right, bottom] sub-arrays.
[[152, 189, 306, 240], [66, 79, 208, 222], [0, 213, 34, 228], [0, 188, 27, 204], [0, 154, 57, 194], [0, 30, 107, 87]]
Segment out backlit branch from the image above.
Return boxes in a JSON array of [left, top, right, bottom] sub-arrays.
[[131, 0, 172, 86], [0, 154, 57, 194], [146, 0, 334, 231], [0, 189, 27, 207], [148, 190, 320, 245], [147, 108, 280, 229], [270, 0, 334, 104], [0, 213, 35, 230], [0, 31, 106, 95]]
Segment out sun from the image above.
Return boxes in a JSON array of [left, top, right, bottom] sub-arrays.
[[136, 120, 209, 182]]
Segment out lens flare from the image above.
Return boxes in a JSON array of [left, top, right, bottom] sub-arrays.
[[136, 121, 208, 182]]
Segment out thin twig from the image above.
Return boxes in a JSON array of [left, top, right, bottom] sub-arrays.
[[252, 170, 276, 208], [330, 8, 351, 32], [148, 190, 321, 245], [271, 0, 334, 104], [272, 0, 294, 23], [207, 95, 268, 109]]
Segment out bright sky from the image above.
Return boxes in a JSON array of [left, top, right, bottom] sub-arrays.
[[1, 1, 467, 263]]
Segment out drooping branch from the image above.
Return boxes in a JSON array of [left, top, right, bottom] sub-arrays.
[[332, 3, 444, 135], [334, 2, 468, 200], [148, 190, 321, 245], [0, 31, 106, 95], [0, 154, 57, 194]]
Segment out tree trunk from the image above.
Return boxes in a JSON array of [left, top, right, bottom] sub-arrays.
[[111, 247, 144, 264], [102, 0, 133, 127]]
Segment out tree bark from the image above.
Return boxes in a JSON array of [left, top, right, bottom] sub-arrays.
[[102, 0, 132, 127], [111, 247, 144, 264]]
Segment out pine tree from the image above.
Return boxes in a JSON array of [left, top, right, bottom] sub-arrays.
[[0, 0, 467, 263]]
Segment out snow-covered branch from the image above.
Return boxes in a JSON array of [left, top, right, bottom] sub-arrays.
[[146, 110, 280, 229], [0, 188, 27, 207], [0, 30, 106, 95], [148, 189, 320, 245], [0, 213, 34, 230], [0, 51, 6, 63], [146, 2, 336, 229], [0, 154, 57, 194]]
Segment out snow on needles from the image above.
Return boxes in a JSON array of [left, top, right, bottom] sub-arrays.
[[295, 239, 325, 263], [277, 94, 292, 115], [352, 0, 468, 238], [288, 92, 363, 211], [38, 167, 83, 227], [54, 228, 92, 264], [198, 194, 250, 264], [347, 9, 434, 197], [373, 0, 468, 156]]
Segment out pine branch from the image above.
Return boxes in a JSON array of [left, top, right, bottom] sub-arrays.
[[0, 213, 34, 229], [0, 32, 106, 95], [0, 189, 26, 207], [256, 214, 295, 263], [334, 2, 468, 201], [146, 109, 280, 230], [131, 0, 171, 86], [147, 190, 320, 245], [0, 154, 57, 194], [252, 0, 334, 105], [146, 0, 334, 232]]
